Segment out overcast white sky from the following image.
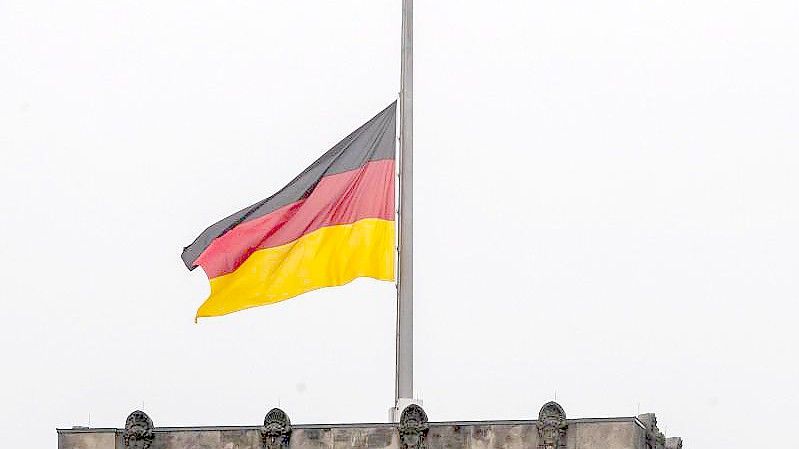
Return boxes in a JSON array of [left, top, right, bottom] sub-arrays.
[[1, 1, 797, 448]]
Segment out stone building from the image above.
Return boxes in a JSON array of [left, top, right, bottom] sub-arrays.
[[57, 402, 682, 449]]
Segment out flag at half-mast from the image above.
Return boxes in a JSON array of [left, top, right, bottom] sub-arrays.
[[182, 102, 397, 319]]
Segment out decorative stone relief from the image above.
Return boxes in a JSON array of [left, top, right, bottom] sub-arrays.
[[398, 404, 429, 449], [123, 410, 154, 449], [261, 408, 292, 449], [536, 402, 567, 449], [638, 414, 666, 449]]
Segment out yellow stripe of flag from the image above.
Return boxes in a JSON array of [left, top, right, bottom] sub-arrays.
[[197, 218, 395, 319]]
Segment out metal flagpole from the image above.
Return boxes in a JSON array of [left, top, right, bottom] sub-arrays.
[[394, 0, 414, 419]]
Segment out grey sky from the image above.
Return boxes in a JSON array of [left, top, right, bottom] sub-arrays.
[[1, 1, 797, 448]]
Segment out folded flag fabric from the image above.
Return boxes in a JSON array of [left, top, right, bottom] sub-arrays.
[[182, 102, 397, 319]]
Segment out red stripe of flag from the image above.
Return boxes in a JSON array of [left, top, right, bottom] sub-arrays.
[[195, 159, 395, 278]]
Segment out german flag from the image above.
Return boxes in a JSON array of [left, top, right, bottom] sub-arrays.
[[182, 102, 397, 319]]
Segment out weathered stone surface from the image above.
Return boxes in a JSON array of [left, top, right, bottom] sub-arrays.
[[426, 425, 466, 449], [59, 421, 669, 449], [292, 428, 335, 449], [58, 431, 116, 449], [150, 430, 220, 449], [366, 428, 394, 448], [570, 422, 638, 449], [222, 429, 260, 449]]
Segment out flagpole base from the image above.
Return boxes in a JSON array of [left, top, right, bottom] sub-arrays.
[[389, 397, 423, 422]]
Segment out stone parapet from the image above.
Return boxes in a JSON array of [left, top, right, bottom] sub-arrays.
[[56, 403, 682, 449]]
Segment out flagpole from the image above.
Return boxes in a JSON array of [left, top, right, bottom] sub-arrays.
[[395, 0, 414, 414]]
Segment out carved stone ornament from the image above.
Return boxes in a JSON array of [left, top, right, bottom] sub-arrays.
[[261, 408, 292, 449], [123, 410, 154, 449], [536, 401, 568, 449], [398, 404, 429, 449], [638, 414, 666, 449]]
